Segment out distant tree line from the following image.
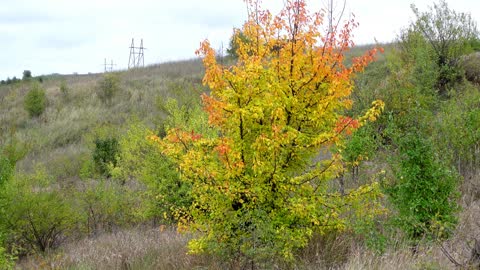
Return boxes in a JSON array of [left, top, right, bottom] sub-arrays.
[[0, 70, 43, 85], [0, 77, 21, 85]]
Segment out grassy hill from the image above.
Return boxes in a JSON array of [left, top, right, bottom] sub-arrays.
[[1, 59, 205, 177]]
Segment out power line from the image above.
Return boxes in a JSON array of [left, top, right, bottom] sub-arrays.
[[128, 38, 146, 69], [103, 58, 116, 72]]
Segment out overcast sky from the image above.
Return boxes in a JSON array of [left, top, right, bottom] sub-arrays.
[[1, 0, 479, 78]]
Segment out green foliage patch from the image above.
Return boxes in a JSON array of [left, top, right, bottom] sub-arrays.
[[93, 137, 120, 177], [24, 83, 47, 117], [0, 167, 79, 254], [385, 131, 459, 242]]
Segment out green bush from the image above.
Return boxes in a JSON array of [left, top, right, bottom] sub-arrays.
[[93, 137, 120, 177], [113, 120, 190, 223], [0, 145, 20, 266], [0, 167, 79, 254], [397, 30, 439, 94], [406, 0, 479, 96], [79, 156, 95, 180], [342, 123, 378, 183], [96, 73, 120, 105], [385, 131, 459, 242], [77, 179, 139, 235], [114, 99, 216, 223], [434, 87, 480, 176], [24, 84, 47, 117], [159, 98, 217, 139]]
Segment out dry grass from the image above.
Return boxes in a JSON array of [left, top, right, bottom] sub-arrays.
[[14, 222, 472, 270], [16, 227, 224, 270]]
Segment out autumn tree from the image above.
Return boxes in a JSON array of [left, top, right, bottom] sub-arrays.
[[153, 0, 384, 264]]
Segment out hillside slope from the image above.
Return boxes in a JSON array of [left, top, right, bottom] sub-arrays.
[[0, 59, 205, 178], [1, 48, 480, 269]]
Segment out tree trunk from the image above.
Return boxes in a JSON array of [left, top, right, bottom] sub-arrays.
[[338, 174, 345, 196]]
